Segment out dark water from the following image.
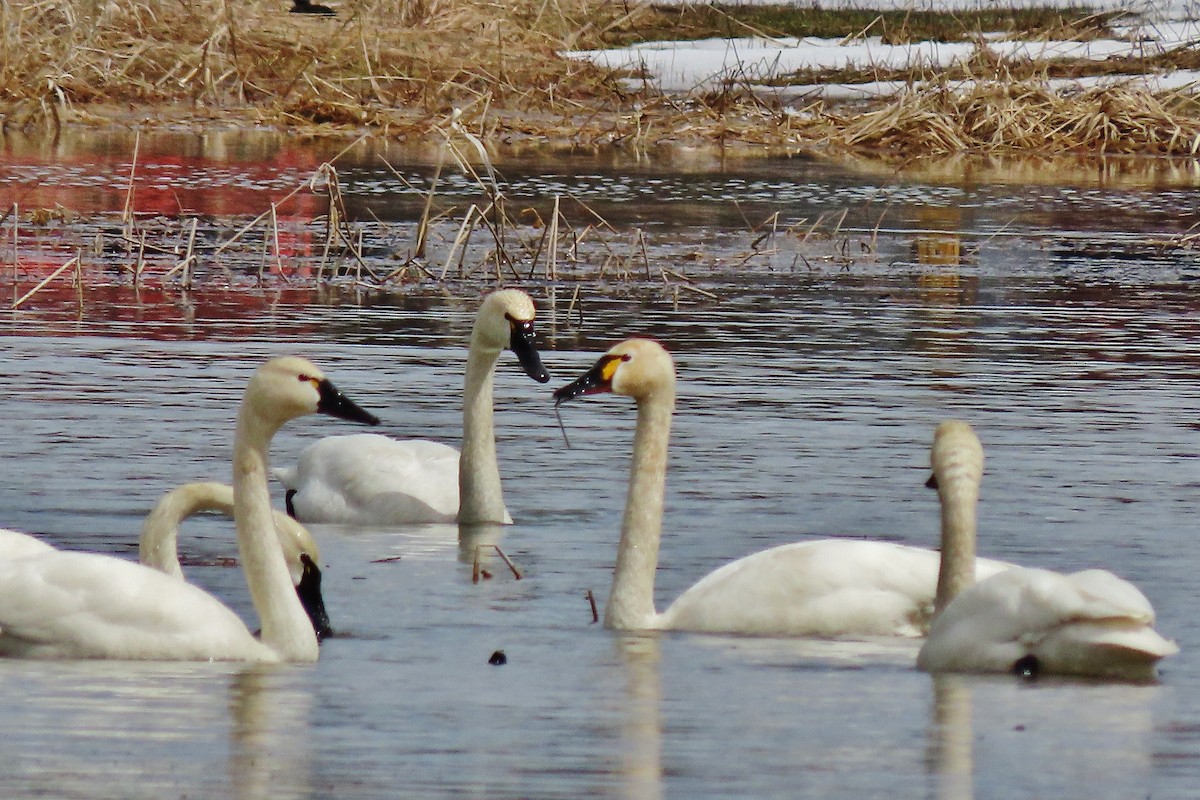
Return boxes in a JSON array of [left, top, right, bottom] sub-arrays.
[[0, 130, 1199, 798]]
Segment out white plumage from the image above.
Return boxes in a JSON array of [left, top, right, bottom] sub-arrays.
[[0, 356, 377, 662], [276, 289, 549, 526], [552, 339, 1010, 637], [915, 420, 1178, 680]]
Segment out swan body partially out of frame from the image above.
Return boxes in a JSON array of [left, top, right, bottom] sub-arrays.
[[0, 357, 378, 661]]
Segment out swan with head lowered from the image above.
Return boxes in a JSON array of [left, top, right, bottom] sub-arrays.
[[139, 481, 332, 640], [917, 421, 1178, 681], [552, 339, 1012, 637], [275, 289, 549, 526], [0, 356, 378, 661]]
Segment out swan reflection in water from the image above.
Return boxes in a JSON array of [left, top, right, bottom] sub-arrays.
[[229, 666, 315, 800], [614, 633, 664, 800], [926, 675, 974, 800], [924, 673, 1162, 800]]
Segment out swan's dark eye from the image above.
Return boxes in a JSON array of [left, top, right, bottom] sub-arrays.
[[1012, 655, 1039, 680]]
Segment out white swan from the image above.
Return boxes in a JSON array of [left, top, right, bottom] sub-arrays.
[[275, 289, 550, 526], [552, 339, 1011, 637], [917, 422, 1179, 681], [139, 480, 332, 639], [0, 356, 379, 661], [0, 528, 56, 560]]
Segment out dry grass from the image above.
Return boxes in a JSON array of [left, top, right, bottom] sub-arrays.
[[2, 0, 1200, 159], [817, 75, 1200, 157], [0, 0, 628, 133]]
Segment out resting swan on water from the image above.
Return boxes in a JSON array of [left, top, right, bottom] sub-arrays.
[[552, 338, 1012, 637], [275, 289, 550, 526], [0, 356, 379, 661], [917, 423, 1178, 681]]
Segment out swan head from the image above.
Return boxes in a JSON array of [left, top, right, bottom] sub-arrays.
[[296, 553, 333, 641], [925, 420, 984, 497], [553, 338, 675, 404], [248, 357, 381, 428], [474, 289, 550, 383]]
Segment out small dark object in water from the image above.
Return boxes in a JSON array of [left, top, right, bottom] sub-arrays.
[[298, 553, 334, 641], [1012, 654, 1039, 680], [488, 650, 507, 666], [290, 0, 335, 15]]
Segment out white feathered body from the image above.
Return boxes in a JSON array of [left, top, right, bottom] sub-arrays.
[[917, 567, 1179, 680], [0, 528, 56, 560], [659, 539, 1013, 637], [275, 433, 467, 524], [0, 550, 276, 661]]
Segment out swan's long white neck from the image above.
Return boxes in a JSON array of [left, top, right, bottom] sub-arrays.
[[458, 335, 505, 524], [139, 482, 229, 580], [933, 459, 980, 616], [233, 404, 318, 662], [606, 386, 674, 630]]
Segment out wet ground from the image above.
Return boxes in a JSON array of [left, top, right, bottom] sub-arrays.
[[0, 129, 1199, 798]]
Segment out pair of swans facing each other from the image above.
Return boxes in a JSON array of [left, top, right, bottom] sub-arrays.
[[553, 338, 1177, 681], [0, 357, 380, 662], [275, 289, 550, 527]]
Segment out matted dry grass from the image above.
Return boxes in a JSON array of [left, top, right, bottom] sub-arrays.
[[0, 0, 626, 132], [3, 0, 1200, 159]]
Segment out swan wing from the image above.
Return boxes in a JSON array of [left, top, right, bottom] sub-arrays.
[[661, 539, 1013, 638], [0, 551, 274, 662], [917, 567, 1178, 679], [278, 433, 460, 524]]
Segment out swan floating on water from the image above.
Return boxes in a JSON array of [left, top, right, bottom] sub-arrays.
[[917, 421, 1178, 681], [275, 289, 549, 526], [140, 480, 332, 639], [552, 338, 1011, 637], [0, 356, 378, 661]]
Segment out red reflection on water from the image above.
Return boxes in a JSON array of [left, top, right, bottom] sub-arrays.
[[4, 282, 326, 340], [0, 131, 333, 218]]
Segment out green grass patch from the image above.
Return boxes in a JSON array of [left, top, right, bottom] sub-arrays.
[[601, 4, 1128, 47]]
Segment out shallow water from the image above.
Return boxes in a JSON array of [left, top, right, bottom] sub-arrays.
[[1, 131, 1199, 798]]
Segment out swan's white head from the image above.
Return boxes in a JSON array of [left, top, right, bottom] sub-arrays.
[[553, 338, 675, 404], [473, 289, 550, 383], [246, 356, 381, 429], [926, 420, 984, 498]]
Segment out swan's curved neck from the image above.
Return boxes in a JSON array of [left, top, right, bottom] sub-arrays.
[[458, 338, 505, 524], [933, 479, 978, 615], [234, 405, 318, 661], [139, 482, 229, 579], [606, 387, 674, 630]]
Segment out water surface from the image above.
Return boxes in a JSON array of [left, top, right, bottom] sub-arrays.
[[0, 132, 1198, 798]]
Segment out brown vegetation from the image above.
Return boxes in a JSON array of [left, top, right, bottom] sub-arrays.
[[1, 0, 1200, 159]]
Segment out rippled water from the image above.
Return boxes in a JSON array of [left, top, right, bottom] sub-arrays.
[[1, 131, 1199, 798]]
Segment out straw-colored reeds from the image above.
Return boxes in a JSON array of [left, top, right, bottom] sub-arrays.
[[824, 75, 1200, 158], [0, 0, 627, 134]]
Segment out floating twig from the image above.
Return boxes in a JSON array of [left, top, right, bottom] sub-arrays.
[[586, 589, 599, 623]]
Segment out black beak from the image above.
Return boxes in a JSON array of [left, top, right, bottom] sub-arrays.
[[316, 379, 380, 426], [925, 473, 938, 490], [509, 318, 550, 383], [552, 354, 620, 406], [296, 553, 333, 642]]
